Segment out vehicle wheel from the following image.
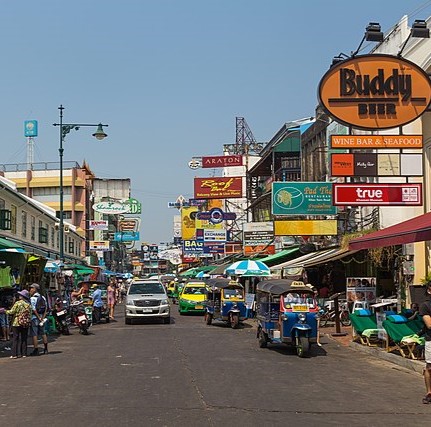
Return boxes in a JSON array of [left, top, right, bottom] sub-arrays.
[[81, 326, 89, 335], [163, 317, 171, 324], [340, 310, 351, 326], [230, 314, 239, 329], [258, 330, 268, 348], [319, 314, 328, 328], [125, 318, 131, 325], [106, 316, 110, 323], [205, 313, 213, 325], [63, 325, 70, 335], [296, 336, 310, 358]]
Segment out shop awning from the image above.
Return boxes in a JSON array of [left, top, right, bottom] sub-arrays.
[[302, 248, 357, 267], [0, 237, 25, 251], [271, 249, 334, 270], [255, 247, 299, 266], [349, 211, 431, 250]]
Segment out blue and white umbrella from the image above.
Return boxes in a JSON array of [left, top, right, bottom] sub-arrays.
[[225, 260, 271, 277], [44, 260, 64, 273], [0, 248, 26, 253], [195, 271, 210, 278]]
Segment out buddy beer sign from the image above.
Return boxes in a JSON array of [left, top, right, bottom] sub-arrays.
[[318, 54, 431, 130]]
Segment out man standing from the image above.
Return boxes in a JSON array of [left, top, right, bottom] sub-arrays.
[[29, 283, 48, 356], [419, 282, 431, 404], [91, 284, 103, 324]]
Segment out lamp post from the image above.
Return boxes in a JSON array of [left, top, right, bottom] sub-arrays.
[[53, 105, 108, 262]]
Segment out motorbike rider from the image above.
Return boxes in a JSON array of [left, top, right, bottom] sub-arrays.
[[91, 284, 103, 324]]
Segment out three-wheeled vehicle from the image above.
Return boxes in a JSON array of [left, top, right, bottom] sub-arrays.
[[256, 279, 318, 357], [84, 280, 110, 323], [204, 278, 247, 329]]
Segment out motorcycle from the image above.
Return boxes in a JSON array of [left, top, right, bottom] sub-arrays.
[[70, 300, 90, 335], [52, 298, 70, 335]]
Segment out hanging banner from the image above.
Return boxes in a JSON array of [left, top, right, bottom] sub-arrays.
[[181, 206, 198, 240]]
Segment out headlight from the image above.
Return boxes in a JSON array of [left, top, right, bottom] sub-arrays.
[[161, 299, 168, 305], [126, 300, 135, 306], [297, 313, 306, 323]]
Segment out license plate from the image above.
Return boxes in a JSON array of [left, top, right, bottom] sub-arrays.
[[77, 315, 86, 322], [57, 310, 66, 316], [195, 305, 203, 309], [141, 308, 152, 313], [292, 305, 308, 312]]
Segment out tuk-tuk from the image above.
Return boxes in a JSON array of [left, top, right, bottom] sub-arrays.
[[204, 278, 246, 329], [171, 281, 185, 304], [256, 279, 318, 357]]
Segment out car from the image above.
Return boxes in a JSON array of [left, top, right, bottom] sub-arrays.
[[178, 281, 207, 315], [125, 280, 170, 324]]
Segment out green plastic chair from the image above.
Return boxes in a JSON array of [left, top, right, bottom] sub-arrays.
[[349, 312, 379, 345], [382, 319, 421, 359]]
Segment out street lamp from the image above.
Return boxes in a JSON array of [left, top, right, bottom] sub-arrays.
[[53, 105, 108, 262]]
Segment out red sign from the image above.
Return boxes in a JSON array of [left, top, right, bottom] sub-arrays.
[[194, 177, 243, 199], [333, 184, 422, 206], [202, 155, 243, 168]]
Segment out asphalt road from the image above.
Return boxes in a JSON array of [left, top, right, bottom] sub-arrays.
[[0, 303, 430, 427]]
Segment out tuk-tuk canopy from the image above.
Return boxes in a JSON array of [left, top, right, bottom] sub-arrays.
[[256, 279, 312, 295], [206, 278, 243, 291]]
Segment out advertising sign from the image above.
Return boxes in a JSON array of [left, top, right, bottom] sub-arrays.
[[24, 120, 38, 137], [331, 134, 423, 149], [331, 153, 423, 177], [114, 231, 140, 242], [183, 240, 204, 255], [194, 177, 243, 199], [272, 182, 336, 215], [243, 230, 274, 246], [274, 220, 337, 236], [89, 220, 109, 230], [196, 208, 236, 224], [196, 229, 227, 242], [346, 277, 377, 303], [243, 245, 275, 255], [202, 155, 243, 168], [203, 243, 225, 254], [89, 241, 110, 250], [181, 206, 198, 240], [92, 201, 130, 214], [318, 54, 431, 130], [333, 183, 422, 206]]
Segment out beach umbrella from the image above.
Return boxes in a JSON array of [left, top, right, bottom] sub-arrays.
[[225, 260, 271, 277]]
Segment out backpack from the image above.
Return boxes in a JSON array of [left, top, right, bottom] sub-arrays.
[[36, 295, 47, 314], [17, 308, 31, 328]]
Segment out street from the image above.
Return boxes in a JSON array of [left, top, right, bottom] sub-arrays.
[[0, 303, 430, 427]]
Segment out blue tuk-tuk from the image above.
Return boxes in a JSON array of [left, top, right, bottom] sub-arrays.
[[256, 279, 319, 357], [204, 278, 246, 329]]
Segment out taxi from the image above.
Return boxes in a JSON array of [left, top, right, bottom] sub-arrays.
[[178, 280, 208, 315]]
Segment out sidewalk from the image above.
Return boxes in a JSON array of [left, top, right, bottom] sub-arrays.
[[322, 323, 425, 375]]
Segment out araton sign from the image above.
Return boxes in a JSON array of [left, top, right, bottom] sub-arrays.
[[318, 54, 431, 130]]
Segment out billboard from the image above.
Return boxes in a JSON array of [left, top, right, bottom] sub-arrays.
[[89, 220, 108, 230], [24, 120, 38, 137], [202, 155, 243, 168], [318, 54, 431, 130], [181, 206, 198, 240], [274, 220, 337, 236], [272, 182, 336, 215], [333, 183, 422, 206], [194, 177, 242, 199], [330, 134, 423, 149]]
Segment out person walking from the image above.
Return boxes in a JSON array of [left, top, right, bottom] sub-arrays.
[[29, 283, 48, 356], [6, 290, 32, 359], [107, 281, 116, 320], [420, 282, 431, 404], [91, 284, 103, 324]]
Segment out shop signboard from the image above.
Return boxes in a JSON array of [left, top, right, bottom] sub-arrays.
[[181, 206, 198, 240], [114, 231, 140, 242], [24, 120, 38, 137], [330, 134, 423, 149], [243, 230, 274, 246], [183, 239, 204, 255], [272, 182, 336, 215], [89, 220, 109, 230], [333, 183, 422, 206], [203, 243, 225, 254], [195, 229, 227, 242], [201, 155, 243, 168], [243, 245, 275, 255], [318, 54, 431, 130], [274, 220, 337, 236], [194, 177, 243, 199], [331, 153, 423, 177], [89, 240, 110, 251]]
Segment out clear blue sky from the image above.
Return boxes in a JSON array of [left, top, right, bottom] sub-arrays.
[[1, 0, 430, 244]]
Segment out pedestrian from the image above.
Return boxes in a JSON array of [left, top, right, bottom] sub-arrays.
[[107, 281, 116, 320], [91, 284, 103, 324], [6, 289, 32, 359], [29, 283, 49, 356], [419, 282, 431, 404], [0, 299, 10, 342]]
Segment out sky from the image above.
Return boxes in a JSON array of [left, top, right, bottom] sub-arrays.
[[1, 0, 431, 244]]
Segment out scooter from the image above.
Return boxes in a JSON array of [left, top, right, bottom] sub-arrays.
[[52, 298, 70, 335], [70, 300, 90, 335]]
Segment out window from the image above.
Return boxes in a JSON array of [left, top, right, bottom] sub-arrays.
[[56, 211, 72, 220], [0, 209, 11, 231], [68, 240, 74, 254], [10, 205, 17, 234], [51, 226, 55, 248], [21, 211, 27, 238], [31, 216, 36, 241]]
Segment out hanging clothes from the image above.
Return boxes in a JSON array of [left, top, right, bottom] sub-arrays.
[[0, 266, 12, 288]]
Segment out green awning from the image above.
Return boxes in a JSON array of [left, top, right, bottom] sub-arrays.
[[255, 247, 299, 266], [64, 263, 95, 275], [0, 237, 23, 250]]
